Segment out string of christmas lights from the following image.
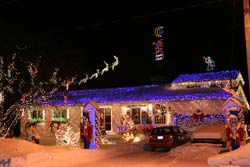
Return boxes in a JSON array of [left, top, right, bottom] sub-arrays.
[[0, 51, 61, 137], [44, 84, 231, 106], [0, 46, 119, 137]]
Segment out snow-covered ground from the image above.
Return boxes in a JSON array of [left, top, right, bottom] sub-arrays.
[[1, 133, 250, 167], [208, 142, 250, 167]]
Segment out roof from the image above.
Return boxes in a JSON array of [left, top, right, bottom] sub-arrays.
[[172, 70, 241, 83], [45, 84, 232, 106]]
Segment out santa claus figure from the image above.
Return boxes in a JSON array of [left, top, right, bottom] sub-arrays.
[[80, 116, 93, 149], [225, 107, 246, 150]]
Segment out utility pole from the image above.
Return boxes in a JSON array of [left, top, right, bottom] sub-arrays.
[[244, 0, 250, 100]]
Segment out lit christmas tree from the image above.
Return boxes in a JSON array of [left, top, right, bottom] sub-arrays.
[[54, 123, 80, 147]]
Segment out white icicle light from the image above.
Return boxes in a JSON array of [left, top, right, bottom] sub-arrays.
[[28, 109, 31, 119], [166, 111, 171, 126], [21, 108, 24, 117], [67, 108, 70, 119], [80, 106, 83, 117], [52, 110, 54, 121], [42, 110, 45, 120], [0, 92, 3, 103]]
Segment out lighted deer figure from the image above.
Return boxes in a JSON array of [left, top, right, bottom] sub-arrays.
[[64, 77, 76, 91], [101, 61, 109, 75], [203, 56, 215, 71], [79, 74, 89, 85], [112, 55, 119, 70], [89, 69, 100, 80]]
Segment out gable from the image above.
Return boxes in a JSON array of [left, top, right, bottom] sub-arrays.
[[222, 97, 244, 111], [84, 101, 99, 111]]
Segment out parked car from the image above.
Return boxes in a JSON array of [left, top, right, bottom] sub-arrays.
[[190, 124, 226, 147], [144, 125, 190, 151]]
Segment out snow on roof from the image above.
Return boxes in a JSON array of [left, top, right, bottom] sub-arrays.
[[45, 85, 232, 106], [172, 70, 240, 83]]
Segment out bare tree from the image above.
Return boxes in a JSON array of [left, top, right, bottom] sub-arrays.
[[0, 47, 62, 137], [0, 47, 119, 137]]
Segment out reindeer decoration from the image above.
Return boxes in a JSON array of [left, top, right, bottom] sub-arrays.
[[89, 69, 100, 80], [112, 55, 119, 70], [79, 74, 89, 84], [77, 55, 119, 85], [101, 61, 109, 75]]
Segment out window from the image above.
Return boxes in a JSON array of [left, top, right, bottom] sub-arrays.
[[29, 110, 44, 123], [132, 108, 140, 124], [141, 111, 149, 124], [52, 109, 69, 122], [153, 103, 166, 124], [100, 107, 112, 131], [154, 115, 166, 124], [122, 106, 150, 125]]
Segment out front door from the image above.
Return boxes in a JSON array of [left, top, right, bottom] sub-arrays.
[[83, 109, 96, 149]]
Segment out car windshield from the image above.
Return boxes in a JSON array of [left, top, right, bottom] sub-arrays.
[[151, 127, 172, 135]]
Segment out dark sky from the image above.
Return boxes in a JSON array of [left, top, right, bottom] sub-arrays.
[[0, 0, 248, 96]]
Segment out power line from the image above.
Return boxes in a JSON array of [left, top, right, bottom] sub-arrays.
[[0, 0, 23, 8], [75, 0, 224, 31]]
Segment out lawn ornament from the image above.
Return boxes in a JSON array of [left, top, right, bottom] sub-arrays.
[[203, 56, 215, 71], [223, 90, 246, 150]]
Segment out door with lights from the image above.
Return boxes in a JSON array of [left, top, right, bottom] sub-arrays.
[[83, 101, 101, 149]]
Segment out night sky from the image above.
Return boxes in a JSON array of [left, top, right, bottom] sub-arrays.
[[0, 0, 248, 98]]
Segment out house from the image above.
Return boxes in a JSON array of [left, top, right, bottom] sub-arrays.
[[19, 69, 249, 145], [171, 69, 249, 109]]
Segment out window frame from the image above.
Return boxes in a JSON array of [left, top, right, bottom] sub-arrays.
[[29, 109, 45, 123], [51, 109, 69, 123], [99, 106, 112, 132], [153, 103, 167, 124]]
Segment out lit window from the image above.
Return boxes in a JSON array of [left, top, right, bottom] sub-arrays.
[[100, 107, 112, 131], [123, 106, 150, 125], [29, 110, 44, 123], [141, 111, 149, 124], [153, 103, 166, 124], [52, 109, 68, 122], [154, 115, 166, 124], [132, 108, 140, 124]]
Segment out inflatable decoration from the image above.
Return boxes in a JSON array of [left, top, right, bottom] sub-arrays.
[[223, 90, 246, 150]]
